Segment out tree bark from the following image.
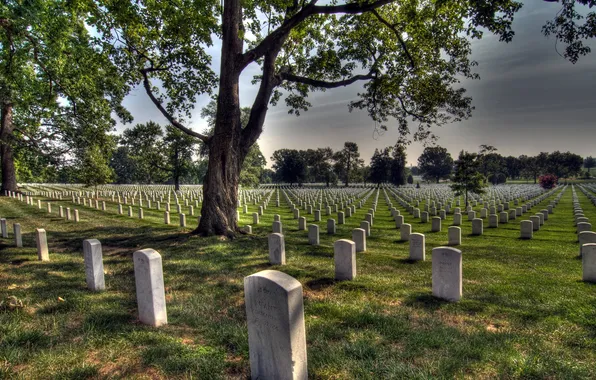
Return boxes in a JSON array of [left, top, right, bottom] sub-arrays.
[[195, 0, 245, 237], [0, 102, 17, 194], [174, 148, 180, 191]]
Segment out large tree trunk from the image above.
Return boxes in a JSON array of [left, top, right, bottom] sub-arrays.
[[198, 130, 244, 236], [174, 149, 180, 191], [195, 0, 245, 237], [0, 103, 17, 194]]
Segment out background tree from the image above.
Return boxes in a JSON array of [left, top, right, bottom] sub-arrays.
[[585, 156, 595, 176], [390, 144, 408, 186], [260, 168, 275, 184], [162, 125, 198, 190], [542, 0, 596, 64], [369, 148, 392, 185], [477, 145, 505, 185], [0, 1, 130, 193], [304, 147, 335, 186], [120, 122, 167, 184], [271, 149, 307, 185], [417, 146, 454, 183], [407, 174, 414, 184], [92, 0, 523, 236], [77, 143, 115, 198], [505, 155, 522, 180], [520, 153, 547, 183], [546, 151, 583, 180], [334, 142, 363, 187], [110, 146, 137, 184], [451, 150, 486, 207], [240, 143, 266, 187], [539, 174, 558, 190]]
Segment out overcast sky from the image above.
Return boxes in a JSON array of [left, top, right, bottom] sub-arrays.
[[116, 1, 596, 167]]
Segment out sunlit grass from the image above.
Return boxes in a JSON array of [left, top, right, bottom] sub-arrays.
[[0, 184, 595, 378]]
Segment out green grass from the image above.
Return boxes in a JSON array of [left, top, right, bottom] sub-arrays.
[[1, 185, 596, 379]]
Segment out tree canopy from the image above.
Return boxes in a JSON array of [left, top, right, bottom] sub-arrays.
[[417, 146, 453, 183], [0, 0, 131, 192]]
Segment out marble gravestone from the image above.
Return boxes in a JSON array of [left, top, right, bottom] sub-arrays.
[[409, 233, 425, 261], [268, 233, 285, 265], [244, 270, 307, 380], [334, 239, 356, 280], [432, 247, 462, 302], [83, 239, 105, 291], [133, 248, 167, 327]]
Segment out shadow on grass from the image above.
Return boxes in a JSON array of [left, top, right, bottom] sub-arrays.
[[305, 277, 335, 290], [403, 292, 452, 311], [398, 258, 420, 265], [83, 310, 136, 334]]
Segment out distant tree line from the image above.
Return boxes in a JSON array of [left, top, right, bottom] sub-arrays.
[[412, 145, 588, 185], [269, 142, 410, 187]]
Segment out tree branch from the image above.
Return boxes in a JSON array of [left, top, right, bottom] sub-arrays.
[[241, 0, 394, 69], [370, 9, 416, 69], [140, 68, 209, 143], [280, 71, 376, 88]]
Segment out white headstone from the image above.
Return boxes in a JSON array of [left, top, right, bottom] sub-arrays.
[[268, 233, 285, 265], [448, 226, 461, 245], [582, 243, 596, 282], [0, 218, 7, 238], [472, 218, 483, 235], [36, 228, 49, 261], [334, 239, 356, 280], [431, 217, 441, 232], [409, 233, 425, 261], [83, 239, 105, 291], [432, 247, 462, 302], [13, 223, 22, 247], [400, 223, 411, 241], [327, 219, 336, 235], [244, 270, 307, 380], [579, 231, 596, 257], [133, 249, 167, 327], [308, 224, 319, 245], [352, 228, 366, 252], [520, 220, 533, 239], [272, 221, 283, 234]]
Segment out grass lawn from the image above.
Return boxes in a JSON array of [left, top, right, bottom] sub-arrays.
[[1, 185, 596, 379]]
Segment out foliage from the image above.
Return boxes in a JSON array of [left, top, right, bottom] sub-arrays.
[[334, 142, 364, 187], [545, 151, 583, 179], [260, 168, 274, 184], [304, 148, 335, 186], [407, 174, 414, 184], [450, 150, 486, 206], [504, 156, 522, 180], [542, 0, 596, 64], [0, 0, 132, 190], [240, 144, 266, 187], [417, 146, 454, 183], [120, 122, 167, 183], [539, 174, 558, 189], [78, 144, 115, 190], [271, 149, 307, 185], [390, 144, 407, 186], [488, 172, 507, 184], [369, 148, 393, 184], [585, 156, 596, 171], [89, 0, 527, 234], [114, 122, 200, 187], [162, 125, 199, 189]]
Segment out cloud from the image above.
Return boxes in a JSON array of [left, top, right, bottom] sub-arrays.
[[118, 0, 596, 168]]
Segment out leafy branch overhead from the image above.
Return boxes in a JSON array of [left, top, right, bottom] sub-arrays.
[[91, 0, 524, 145]]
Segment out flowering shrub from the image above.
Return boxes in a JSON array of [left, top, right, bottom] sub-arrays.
[[538, 174, 557, 189]]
